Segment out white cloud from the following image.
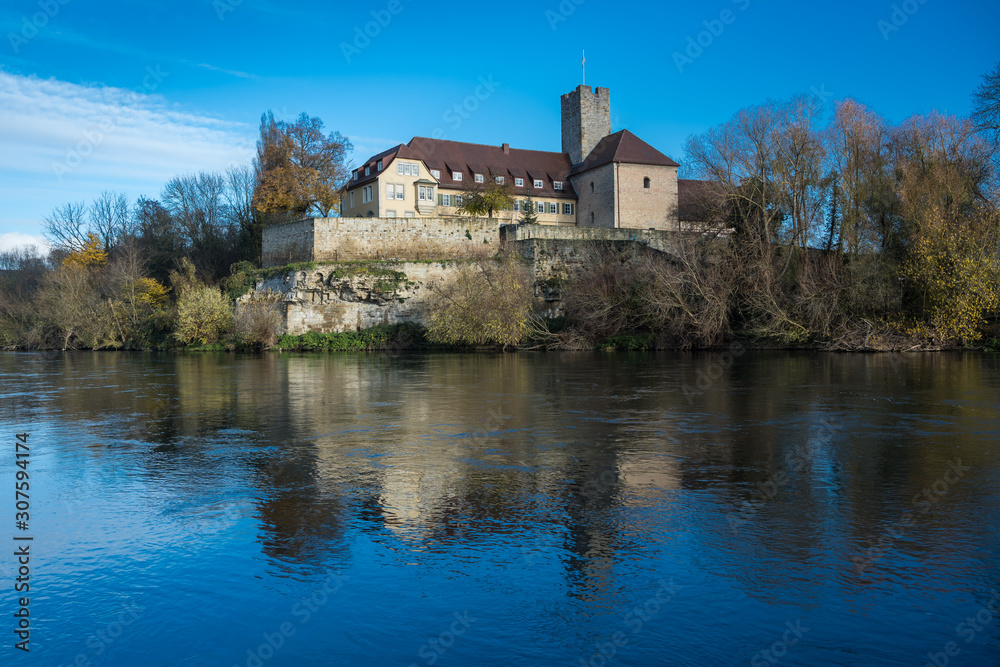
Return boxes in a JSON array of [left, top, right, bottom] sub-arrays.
[[0, 232, 49, 254], [0, 70, 256, 233]]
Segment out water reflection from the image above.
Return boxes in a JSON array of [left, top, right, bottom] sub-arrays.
[[2, 350, 999, 665]]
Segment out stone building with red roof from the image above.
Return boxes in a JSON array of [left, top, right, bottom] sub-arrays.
[[341, 85, 707, 231]]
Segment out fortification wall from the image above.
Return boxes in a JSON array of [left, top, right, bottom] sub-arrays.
[[501, 223, 678, 255], [262, 217, 501, 267]]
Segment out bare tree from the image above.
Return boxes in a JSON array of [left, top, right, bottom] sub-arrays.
[[972, 61, 1000, 147], [43, 202, 89, 253], [90, 191, 133, 253]]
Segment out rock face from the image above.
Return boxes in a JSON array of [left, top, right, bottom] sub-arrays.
[[252, 262, 462, 335]]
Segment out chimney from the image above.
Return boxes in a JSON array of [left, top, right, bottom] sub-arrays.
[[502, 143, 510, 154]]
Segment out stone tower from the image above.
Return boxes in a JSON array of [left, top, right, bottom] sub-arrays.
[[561, 85, 611, 166]]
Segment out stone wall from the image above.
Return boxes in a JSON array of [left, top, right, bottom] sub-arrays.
[[571, 163, 617, 228], [561, 85, 611, 166], [501, 223, 678, 256], [616, 163, 679, 231], [262, 217, 501, 267]]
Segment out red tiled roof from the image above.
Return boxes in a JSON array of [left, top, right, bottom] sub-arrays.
[[568, 129, 680, 176], [347, 137, 578, 199]]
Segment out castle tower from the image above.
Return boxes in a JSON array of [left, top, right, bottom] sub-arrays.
[[561, 85, 611, 166]]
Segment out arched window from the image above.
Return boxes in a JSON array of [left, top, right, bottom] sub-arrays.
[[644, 177, 651, 189]]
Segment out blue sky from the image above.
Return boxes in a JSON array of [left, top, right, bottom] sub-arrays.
[[1, 0, 997, 251]]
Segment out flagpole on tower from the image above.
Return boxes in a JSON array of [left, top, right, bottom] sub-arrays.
[[582, 49, 586, 86]]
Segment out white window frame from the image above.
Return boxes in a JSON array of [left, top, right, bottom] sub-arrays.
[[549, 203, 557, 214], [419, 186, 434, 201], [533, 179, 543, 189], [412, 164, 418, 176], [455, 195, 464, 207], [441, 194, 451, 206], [515, 178, 524, 187], [513, 200, 520, 212], [396, 184, 404, 201], [554, 181, 564, 190], [385, 209, 396, 218], [404, 163, 412, 176], [386, 184, 395, 200], [377, 160, 383, 171], [431, 169, 440, 179], [397, 163, 404, 174], [453, 171, 462, 181], [563, 203, 574, 215], [349, 190, 355, 208], [365, 166, 370, 176], [475, 173, 484, 183], [537, 201, 544, 214], [404, 211, 414, 218], [496, 176, 504, 185]]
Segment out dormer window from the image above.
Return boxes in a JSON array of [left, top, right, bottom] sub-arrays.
[[431, 169, 441, 179], [453, 171, 462, 181], [496, 176, 504, 185], [475, 174, 484, 183], [515, 178, 524, 187], [377, 160, 383, 171], [554, 181, 564, 190], [365, 166, 370, 176], [533, 179, 543, 189], [354, 171, 358, 180]]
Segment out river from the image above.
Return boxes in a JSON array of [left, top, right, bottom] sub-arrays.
[[1, 351, 998, 666]]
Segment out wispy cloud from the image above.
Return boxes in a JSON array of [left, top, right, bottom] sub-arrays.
[[0, 70, 255, 232], [196, 63, 258, 79]]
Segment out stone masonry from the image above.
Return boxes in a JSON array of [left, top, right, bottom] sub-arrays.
[[561, 85, 611, 166]]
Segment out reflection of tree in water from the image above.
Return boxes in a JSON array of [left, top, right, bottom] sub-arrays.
[[252, 454, 346, 565]]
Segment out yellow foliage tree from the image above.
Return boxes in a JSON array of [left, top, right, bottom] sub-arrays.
[[901, 212, 1000, 343], [62, 233, 108, 269], [135, 278, 171, 309]]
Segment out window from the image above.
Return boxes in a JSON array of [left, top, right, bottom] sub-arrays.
[[385, 210, 396, 218], [396, 184, 404, 200], [496, 176, 504, 185], [475, 174, 484, 183], [513, 200, 520, 212], [533, 179, 543, 189], [554, 181, 564, 190], [362, 185, 373, 204], [536, 201, 544, 214], [563, 203, 574, 215], [354, 171, 358, 180], [453, 171, 462, 181], [455, 195, 464, 207], [404, 163, 412, 176], [349, 190, 355, 208], [515, 178, 524, 187], [377, 160, 383, 171], [644, 177, 651, 189], [590, 182, 595, 193], [441, 194, 451, 206], [431, 169, 441, 179], [404, 211, 415, 218], [364, 166, 370, 176], [549, 203, 557, 214], [590, 212, 595, 224], [397, 163, 404, 174], [419, 186, 434, 201], [412, 164, 418, 176], [386, 184, 395, 200]]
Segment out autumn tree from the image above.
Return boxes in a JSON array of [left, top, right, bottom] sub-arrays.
[[253, 111, 353, 220]]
